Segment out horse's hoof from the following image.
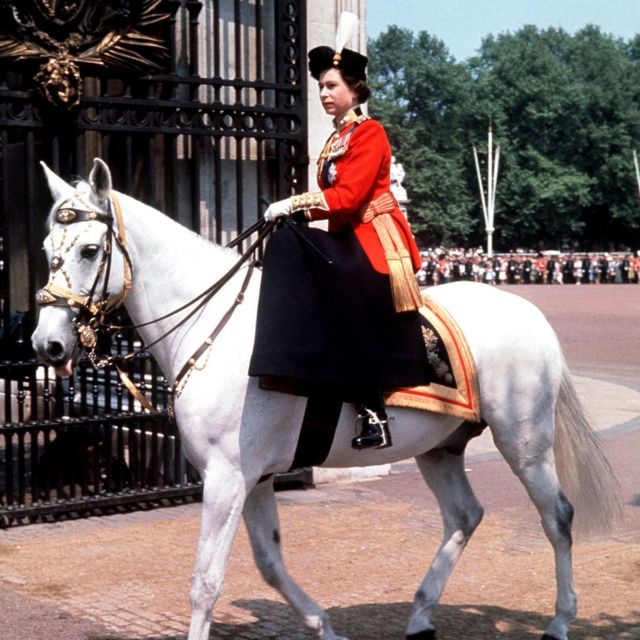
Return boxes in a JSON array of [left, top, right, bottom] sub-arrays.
[[407, 630, 436, 640], [541, 635, 562, 640]]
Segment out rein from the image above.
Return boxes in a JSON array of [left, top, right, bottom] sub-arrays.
[[88, 216, 273, 369], [37, 192, 275, 412], [99, 216, 270, 335]]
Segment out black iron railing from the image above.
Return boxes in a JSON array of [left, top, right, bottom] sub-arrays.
[[0, 0, 309, 523]]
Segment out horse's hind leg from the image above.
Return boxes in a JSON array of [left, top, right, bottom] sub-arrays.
[[406, 448, 484, 640], [492, 419, 576, 640], [243, 478, 348, 640]]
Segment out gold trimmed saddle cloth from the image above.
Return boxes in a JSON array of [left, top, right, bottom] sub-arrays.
[[385, 293, 481, 422]]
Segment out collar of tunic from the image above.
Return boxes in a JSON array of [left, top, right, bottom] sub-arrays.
[[333, 106, 363, 131]]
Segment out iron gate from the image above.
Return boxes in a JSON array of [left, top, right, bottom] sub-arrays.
[[0, 0, 308, 524]]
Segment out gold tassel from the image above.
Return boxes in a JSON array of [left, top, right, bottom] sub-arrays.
[[397, 246, 424, 312], [372, 215, 423, 313]]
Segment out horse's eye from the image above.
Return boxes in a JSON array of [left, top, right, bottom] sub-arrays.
[[81, 244, 100, 259]]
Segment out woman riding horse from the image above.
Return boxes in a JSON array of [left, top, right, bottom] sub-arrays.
[[249, 15, 428, 450]]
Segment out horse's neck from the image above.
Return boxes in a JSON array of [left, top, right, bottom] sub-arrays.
[[118, 194, 241, 378]]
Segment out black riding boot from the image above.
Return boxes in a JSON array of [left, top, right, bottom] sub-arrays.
[[351, 389, 392, 450]]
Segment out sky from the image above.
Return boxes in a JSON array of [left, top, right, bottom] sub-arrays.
[[366, 0, 640, 61]]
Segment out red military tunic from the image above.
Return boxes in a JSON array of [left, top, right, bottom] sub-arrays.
[[249, 108, 431, 389], [305, 110, 421, 274]]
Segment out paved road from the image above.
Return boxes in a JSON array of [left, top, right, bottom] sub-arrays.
[[1, 284, 639, 640]]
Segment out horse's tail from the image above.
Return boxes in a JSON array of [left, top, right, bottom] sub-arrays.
[[553, 359, 621, 536]]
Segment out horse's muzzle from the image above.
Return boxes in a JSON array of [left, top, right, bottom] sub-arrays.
[[31, 307, 77, 377]]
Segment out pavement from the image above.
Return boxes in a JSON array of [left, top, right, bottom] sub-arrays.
[[1, 284, 639, 640]]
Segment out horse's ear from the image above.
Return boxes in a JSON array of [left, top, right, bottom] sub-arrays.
[[89, 157, 112, 204], [40, 161, 72, 202]]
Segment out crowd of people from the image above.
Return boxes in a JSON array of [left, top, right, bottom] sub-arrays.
[[417, 248, 640, 286]]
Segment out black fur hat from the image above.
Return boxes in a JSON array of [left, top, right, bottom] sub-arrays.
[[308, 46, 368, 81], [308, 12, 367, 81]]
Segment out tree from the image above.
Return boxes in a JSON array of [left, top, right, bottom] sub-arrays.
[[368, 24, 640, 250], [472, 25, 640, 249], [368, 27, 478, 247]]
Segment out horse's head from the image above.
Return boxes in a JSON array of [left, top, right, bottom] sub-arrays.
[[32, 158, 131, 376]]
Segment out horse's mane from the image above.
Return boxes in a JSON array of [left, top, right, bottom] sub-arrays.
[[114, 189, 235, 259]]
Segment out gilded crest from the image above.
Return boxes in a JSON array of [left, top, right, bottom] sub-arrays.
[[35, 0, 87, 24], [0, 0, 169, 108]]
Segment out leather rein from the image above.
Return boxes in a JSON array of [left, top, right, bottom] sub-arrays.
[[36, 192, 275, 412]]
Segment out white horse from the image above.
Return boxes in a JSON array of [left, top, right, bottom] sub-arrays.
[[32, 159, 617, 640]]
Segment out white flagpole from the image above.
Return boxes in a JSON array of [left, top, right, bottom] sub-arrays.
[[473, 126, 500, 257], [473, 146, 489, 226]]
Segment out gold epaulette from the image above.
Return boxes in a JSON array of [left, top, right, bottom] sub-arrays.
[[291, 192, 329, 211]]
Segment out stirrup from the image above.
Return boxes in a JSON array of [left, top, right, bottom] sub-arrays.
[[351, 408, 392, 450]]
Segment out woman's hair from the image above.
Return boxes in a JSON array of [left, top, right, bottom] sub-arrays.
[[341, 73, 371, 104]]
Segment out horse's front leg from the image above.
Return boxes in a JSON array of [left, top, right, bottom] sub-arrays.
[[188, 459, 247, 640], [243, 479, 349, 640]]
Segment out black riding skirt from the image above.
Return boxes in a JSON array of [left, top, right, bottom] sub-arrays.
[[248, 222, 430, 392]]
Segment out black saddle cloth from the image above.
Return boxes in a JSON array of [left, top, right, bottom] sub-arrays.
[[248, 222, 431, 396]]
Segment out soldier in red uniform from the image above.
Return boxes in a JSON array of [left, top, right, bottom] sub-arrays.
[[249, 13, 428, 450], [633, 253, 640, 283]]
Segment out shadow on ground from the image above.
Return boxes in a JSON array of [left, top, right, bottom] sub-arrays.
[[91, 599, 640, 640]]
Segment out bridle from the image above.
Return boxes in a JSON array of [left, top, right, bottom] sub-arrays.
[[36, 189, 274, 412], [35, 191, 133, 352]]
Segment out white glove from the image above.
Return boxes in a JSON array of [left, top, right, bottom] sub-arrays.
[[264, 198, 293, 221]]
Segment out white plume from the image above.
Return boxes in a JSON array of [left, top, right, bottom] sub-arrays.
[[335, 11, 359, 53]]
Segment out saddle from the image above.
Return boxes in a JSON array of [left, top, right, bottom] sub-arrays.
[[262, 293, 481, 471]]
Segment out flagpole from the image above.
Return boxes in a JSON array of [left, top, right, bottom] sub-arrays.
[[473, 125, 500, 257]]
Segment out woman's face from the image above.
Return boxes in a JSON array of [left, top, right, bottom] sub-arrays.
[[318, 68, 358, 117]]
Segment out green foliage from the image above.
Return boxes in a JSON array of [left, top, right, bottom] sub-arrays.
[[368, 24, 640, 250]]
